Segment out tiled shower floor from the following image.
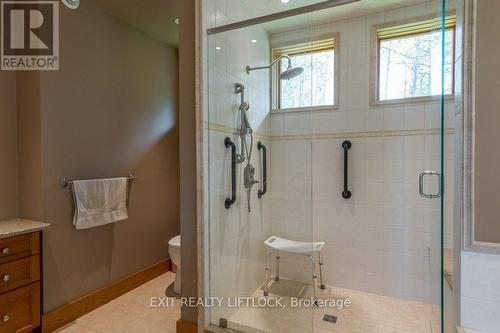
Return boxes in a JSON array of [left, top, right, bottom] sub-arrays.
[[226, 279, 441, 333]]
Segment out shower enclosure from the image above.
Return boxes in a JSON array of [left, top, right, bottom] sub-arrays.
[[204, 0, 454, 332]]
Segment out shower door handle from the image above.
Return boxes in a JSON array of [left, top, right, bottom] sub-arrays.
[[225, 137, 237, 209], [419, 171, 441, 199], [257, 141, 267, 198]]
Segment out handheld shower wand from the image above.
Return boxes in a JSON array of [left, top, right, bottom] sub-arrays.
[[235, 83, 258, 212]]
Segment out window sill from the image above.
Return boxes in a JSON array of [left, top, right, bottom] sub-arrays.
[[271, 105, 339, 115], [370, 94, 454, 107]]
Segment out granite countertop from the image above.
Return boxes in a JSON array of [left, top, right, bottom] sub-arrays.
[[0, 219, 50, 239]]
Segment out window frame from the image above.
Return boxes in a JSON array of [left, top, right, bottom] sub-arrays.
[[271, 33, 340, 113], [370, 13, 456, 106]]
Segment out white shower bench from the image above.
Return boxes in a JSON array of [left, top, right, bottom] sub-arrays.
[[263, 236, 326, 303]]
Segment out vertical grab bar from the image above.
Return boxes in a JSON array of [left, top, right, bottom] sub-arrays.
[[257, 141, 267, 198], [342, 140, 352, 199], [225, 137, 237, 209]]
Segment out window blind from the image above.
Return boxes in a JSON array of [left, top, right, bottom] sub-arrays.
[[377, 15, 456, 40], [273, 38, 335, 58]]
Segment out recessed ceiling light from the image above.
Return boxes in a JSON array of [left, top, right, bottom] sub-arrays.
[[216, 46, 222, 50], [174, 18, 180, 25], [251, 39, 257, 43], [281, 0, 290, 3]]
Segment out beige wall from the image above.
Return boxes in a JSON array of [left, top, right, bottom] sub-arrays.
[[16, 72, 43, 221], [36, 1, 180, 311], [0, 71, 18, 220], [474, 0, 500, 244]]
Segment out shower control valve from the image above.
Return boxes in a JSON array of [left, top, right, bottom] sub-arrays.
[[244, 164, 259, 189]]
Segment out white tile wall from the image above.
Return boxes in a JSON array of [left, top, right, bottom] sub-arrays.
[[461, 252, 500, 333], [270, 134, 450, 304]]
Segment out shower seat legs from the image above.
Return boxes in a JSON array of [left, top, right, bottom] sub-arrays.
[[318, 252, 325, 290], [264, 251, 273, 296], [310, 255, 318, 306], [275, 252, 280, 281], [263, 249, 324, 304]]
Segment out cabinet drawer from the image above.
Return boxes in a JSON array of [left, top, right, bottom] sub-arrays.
[[0, 256, 40, 294], [0, 234, 40, 265], [0, 282, 40, 333]]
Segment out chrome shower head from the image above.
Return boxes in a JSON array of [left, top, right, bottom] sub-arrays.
[[280, 66, 304, 80], [246, 54, 303, 80]]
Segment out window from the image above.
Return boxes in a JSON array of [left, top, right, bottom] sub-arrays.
[[273, 37, 337, 110], [375, 16, 456, 102]]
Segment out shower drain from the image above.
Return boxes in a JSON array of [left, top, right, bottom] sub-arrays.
[[219, 318, 228, 328], [323, 314, 338, 323]]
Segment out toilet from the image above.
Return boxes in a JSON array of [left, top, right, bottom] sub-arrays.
[[168, 235, 181, 294]]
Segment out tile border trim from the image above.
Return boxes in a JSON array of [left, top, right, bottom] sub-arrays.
[[205, 122, 454, 141]]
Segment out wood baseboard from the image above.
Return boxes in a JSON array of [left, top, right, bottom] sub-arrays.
[[177, 319, 198, 333], [42, 259, 170, 332]]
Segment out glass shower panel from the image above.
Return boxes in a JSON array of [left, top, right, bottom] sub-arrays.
[[206, 11, 315, 332], [442, 1, 457, 332]]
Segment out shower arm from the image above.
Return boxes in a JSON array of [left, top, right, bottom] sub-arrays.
[[246, 55, 292, 74]]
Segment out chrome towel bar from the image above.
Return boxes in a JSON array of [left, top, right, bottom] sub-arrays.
[[61, 174, 137, 188], [62, 174, 137, 208]]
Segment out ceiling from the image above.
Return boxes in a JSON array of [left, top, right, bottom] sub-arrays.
[[92, 0, 180, 47], [89, 0, 434, 45], [241, 0, 329, 16]]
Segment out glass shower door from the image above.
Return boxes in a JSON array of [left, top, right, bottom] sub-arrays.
[[305, 2, 447, 332], [206, 12, 315, 332]]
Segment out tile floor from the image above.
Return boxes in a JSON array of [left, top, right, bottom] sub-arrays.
[[226, 279, 441, 333], [54, 272, 180, 333], [54, 273, 441, 333]]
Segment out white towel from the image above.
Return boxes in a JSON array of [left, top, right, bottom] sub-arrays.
[[72, 177, 128, 230]]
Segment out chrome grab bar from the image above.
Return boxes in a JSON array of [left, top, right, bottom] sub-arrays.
[[419, 170, 441, 199]]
